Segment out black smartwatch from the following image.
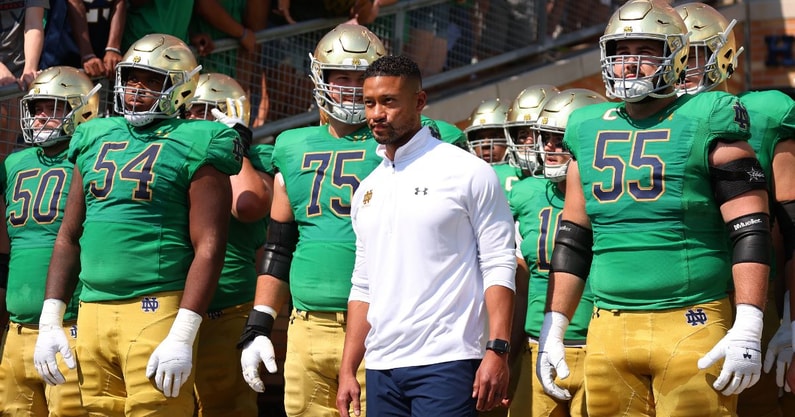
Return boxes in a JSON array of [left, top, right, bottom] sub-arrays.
[[486, 339, 511, 355]]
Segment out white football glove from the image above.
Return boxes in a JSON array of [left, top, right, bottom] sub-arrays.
[[240, 335, 278, 392], [210, 97, 247, 128], [536, 311, 572, 400], [33, 299, 76, 385], [763, 291, 792, 392], [698, 303, 763, 396], [145, 308, 202, 398]]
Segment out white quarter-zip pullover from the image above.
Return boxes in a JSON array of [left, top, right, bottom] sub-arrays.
[[349, 127, 516, 370]]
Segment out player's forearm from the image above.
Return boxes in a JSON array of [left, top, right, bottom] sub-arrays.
[[732, 263, 770, 309], [44, 236, 82, 303], [180, 252, 224, 314], [546, 271, 585, 320], [253, 274, 290, 312]]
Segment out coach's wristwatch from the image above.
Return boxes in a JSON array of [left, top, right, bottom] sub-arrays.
[[486, 339, 511, 355]]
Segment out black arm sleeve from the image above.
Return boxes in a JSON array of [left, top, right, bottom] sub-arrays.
[[550, 220, 593, 280], [259, 219, 299, 282]]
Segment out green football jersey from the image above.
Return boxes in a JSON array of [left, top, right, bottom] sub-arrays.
[[69, 117, 243, 302], [510, 177, 593, 341], [739, 90, 795, 284], [272, 124, 380, 311], [565, 92, 751, 310], [738, 90, 795, 193], [210, 143, 275, 311], [1, 147, 81, 324], [421, 115, 467, 149], [492, 163, 523, 197]]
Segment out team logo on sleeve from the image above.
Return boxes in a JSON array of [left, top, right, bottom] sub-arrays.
[[141, 297, 160, 312], [733, 102, 750, 130], [685, 308, 708, 326]]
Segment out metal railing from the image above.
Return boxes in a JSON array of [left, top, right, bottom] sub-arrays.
[[0, 0, 736, 155]]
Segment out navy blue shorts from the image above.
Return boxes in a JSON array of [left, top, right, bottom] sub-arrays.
[[366, 359, 480, 416]]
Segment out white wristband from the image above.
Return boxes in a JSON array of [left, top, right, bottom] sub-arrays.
[[253, 304, 278, 319], [40, 298, 67, 328], [168, 308, 203, 344], [733, 303, 764, 340], [542, 311, 570, 341]]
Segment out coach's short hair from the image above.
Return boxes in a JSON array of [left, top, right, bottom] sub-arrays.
[[363, 55, 422, 88]]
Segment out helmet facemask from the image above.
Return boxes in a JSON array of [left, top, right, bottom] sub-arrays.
[[601, 38, 685, 102], [677, 17, 741, 95], [310, 66, 366, 124], [20, 68, 101, 147], [309, 24, 386, 125], [599, 0, 690, 103], [507, 125, 543, 174], [114, 65, 201, 126], [467, 131, 510, 165], [536, 130, 570, 182]]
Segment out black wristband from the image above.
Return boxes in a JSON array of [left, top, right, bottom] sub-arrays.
[[237, 309, 275, 349], [233, 123, 252, 153]]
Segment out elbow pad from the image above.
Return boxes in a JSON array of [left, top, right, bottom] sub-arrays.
[[550, 220, 593, 280], [774, 200, 795, 260], [727, 212, 771, 265], [710, 157, 767, 206], [0, 253, 7, 289], [259, 219, 299, 282]]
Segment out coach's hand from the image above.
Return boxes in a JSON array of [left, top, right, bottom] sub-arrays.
[[146, 308, 202, 397], [699, 303, 763, 396], [537, 311, 572, 400], [33, 299, 75, 385], [240, 335, 278, 392]]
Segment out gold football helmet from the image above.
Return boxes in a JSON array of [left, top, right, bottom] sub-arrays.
[[20, 66, 101, 146], [504, 84, 560, 173], [114, 33, 201, 126], [534, 88, 607, 182], [675, 2, 742, 94], [464, 99, 510, 165], [600, 0, 689, 102], [309, 24, 386, 124], [190, 73, 251, 125]]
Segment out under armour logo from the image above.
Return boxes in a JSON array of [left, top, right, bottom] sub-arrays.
[[743, 349, 753, 359], [207, 311, 223, 320], [142, 297, 160, 312], [70, 324, 77, 339], [685, 308, 708, 326], [414, 187, 428, 195]]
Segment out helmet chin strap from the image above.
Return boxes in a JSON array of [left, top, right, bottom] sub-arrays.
[[125, 112, 158, 127], [614, 78, 655, 102]]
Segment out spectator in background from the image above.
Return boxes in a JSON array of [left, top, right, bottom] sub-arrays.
[[273, 0, 379, 25], [404, 2, 449, 76], [67, 0, 126, 80], [122, 0, 195, 52], [0, 2, 46, 90]]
